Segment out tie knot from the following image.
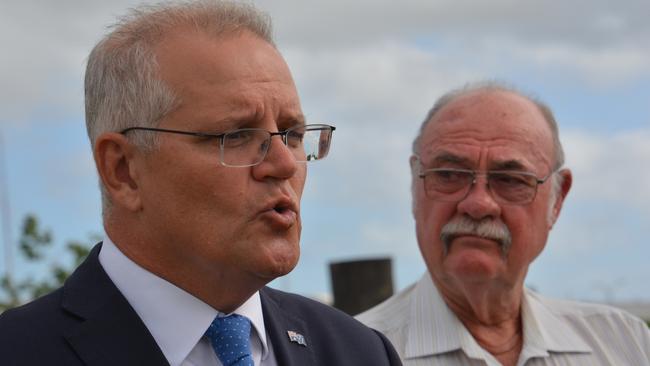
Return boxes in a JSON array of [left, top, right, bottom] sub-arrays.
[[205, 314, 254, 366]]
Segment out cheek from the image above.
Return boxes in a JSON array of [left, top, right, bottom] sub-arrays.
[[414, 200, 450, 259], [175, 168, 252, 229], [291, 166, 307, 197], [503, 209, 549, 260]]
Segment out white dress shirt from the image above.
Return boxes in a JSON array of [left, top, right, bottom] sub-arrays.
[[98, 236, 278, 366], [357, 273, 650, 366]]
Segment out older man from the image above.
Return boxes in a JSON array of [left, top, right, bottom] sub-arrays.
[[0, 2, 400, 365], [358, 83, 650, 365]]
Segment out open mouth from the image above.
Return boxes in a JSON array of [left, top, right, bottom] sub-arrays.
[[273, 205, 289, 214], [261, 202, 297, 229]]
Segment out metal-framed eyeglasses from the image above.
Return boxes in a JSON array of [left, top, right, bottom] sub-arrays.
[[121, 124, 336, 167], [414, 156, 558, 205]]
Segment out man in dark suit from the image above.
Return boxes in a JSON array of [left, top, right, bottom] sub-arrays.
[[0, 1, 400, 365]]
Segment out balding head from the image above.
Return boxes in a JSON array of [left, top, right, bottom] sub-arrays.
[[412, 82, 565, 170]]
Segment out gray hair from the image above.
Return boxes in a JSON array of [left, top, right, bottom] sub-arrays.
[[411, 81, 566, 205], [84, 0, 274, 214]]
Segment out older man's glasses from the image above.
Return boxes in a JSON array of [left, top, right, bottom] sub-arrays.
[[417, 164, 556, 205], [121, 124, 335, 167]]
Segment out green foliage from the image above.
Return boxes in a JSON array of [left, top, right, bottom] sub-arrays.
[[18, 215, 52, 260], [0, 214, 94, 312]]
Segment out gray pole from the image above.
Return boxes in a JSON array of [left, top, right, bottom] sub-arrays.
[[0, 130, 13, 278]]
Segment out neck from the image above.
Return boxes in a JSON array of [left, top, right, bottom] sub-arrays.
[[460, 312, 522, 366], [105, 221, 265, 313], [434, 275, 525, 365]]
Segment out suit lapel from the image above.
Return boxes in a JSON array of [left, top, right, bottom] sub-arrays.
[[260, 288, 316, 366], [61, 243, 169, 366]]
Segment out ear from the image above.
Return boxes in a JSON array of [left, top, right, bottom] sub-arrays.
[[547, 169, 572, 229], [409, 155, 419, 173], [409, 155, 419, 217], [94, 132, 143, 212]]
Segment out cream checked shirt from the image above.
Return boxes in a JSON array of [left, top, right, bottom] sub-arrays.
[[357, 273, 650, 366]]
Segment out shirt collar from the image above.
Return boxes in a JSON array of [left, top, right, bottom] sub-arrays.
[[520, 288, 592, 357], [405, 273, 464, 358], [404, 273, 592, 360], [98, 236, 270, 366]]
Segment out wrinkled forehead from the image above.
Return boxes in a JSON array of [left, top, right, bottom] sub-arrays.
[[419, 91, 555, 171]]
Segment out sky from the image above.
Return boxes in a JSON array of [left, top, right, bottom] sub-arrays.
[[1, 0, 649, 304]]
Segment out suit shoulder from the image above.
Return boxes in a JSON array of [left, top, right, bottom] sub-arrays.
[[0, 287, 66, 330], [263, 286, 368, 326], [262, 287, 402, 365], [0, 287, 75, 357], [262, 286, 398, 342]]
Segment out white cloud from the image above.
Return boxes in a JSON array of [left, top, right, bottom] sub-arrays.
[[0, 1, 137, 123], [2, 0, 649, 300], [266, 0, 650, 87], [564, 128, 650, 209], [284, 41, 481, 123], [263, 0, 650, 47], [507, 41, 650, 87], [3, 0, 649, 125], [538, 127, 650, 258]]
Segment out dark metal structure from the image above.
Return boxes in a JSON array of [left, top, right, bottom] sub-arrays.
[[330, 258, 393, 316]]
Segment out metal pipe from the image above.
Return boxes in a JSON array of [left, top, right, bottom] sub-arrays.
[[0, 131, 13, 278]]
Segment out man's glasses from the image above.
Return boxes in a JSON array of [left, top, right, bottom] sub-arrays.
[[121, 124, 335, 167], [415, 157, 557, 205]]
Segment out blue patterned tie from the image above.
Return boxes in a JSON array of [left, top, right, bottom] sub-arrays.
[[204, 314, 254, 366]]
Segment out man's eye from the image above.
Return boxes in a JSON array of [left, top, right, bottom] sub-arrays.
[[434, 170, 467, 182], [286, 131, 304, 147], [288, 131, 305, 140], [224, 130, 256, 147], [492, 173, 532, 187]]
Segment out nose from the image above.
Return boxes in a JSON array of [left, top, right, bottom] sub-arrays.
[[456, 174, 501, 220], [251, 134, 299, 181]]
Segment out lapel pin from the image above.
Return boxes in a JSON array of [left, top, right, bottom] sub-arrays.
[[287, 330, 307, 347]]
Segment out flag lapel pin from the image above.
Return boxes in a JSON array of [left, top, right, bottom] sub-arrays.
[[287, 330, 307, 347]]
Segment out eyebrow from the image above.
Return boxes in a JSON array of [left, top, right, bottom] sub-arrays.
[[201, 113, 257, 132], [203, 111, 306, 133], [429, 152, 473, 167], [278, 113, 306, 129], [427, 153, 532, 172], [294, 113, 306, 124], [490, 160, 528, 171]]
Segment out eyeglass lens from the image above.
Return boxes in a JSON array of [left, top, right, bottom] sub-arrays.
[[423, 170, 539, 204], [221, 126, 333, 167]]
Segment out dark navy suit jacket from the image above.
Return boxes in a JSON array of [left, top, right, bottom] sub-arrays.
[[0, 244, 401, 365]]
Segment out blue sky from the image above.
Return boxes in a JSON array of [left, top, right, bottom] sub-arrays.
[[1, 0, 649, 304]]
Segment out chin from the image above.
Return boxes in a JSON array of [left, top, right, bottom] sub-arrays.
[[443, 252, 502, 282], [256, 246, 300, 280], [255, 261, 298, 282], [454, 265, 498, 282]]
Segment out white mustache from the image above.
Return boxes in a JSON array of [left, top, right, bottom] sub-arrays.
[[440, 216, 512, 257]]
